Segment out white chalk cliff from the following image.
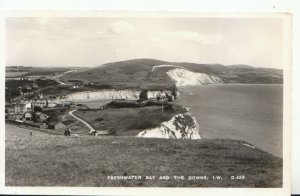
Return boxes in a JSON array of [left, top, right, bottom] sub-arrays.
[[167, 68, 223, 87], [63, 89, 177, 101], [63, 89, 141, 101], [137, 112, 201, 139]]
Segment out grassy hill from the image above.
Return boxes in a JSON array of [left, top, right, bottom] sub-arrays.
[[6, 66, 77, 78], [6, 125, 282, 187], [62, 59, 174, 90], [61, 59, 283, 90]]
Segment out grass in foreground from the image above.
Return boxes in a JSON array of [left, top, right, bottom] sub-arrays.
[[6, 125, 282, 187]]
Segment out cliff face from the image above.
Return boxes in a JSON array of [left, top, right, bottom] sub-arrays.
[[137, 112, 201, 139], [167, 68, 223, 87], [63, 89, 141, 101], [63, 89, 179, 101]]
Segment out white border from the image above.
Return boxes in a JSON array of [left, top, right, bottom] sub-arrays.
[[0, 0, 294, 12]]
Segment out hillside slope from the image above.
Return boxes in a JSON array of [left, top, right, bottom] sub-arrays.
[[6, 125, 282, 187], [62, 59, 173, 89], [61, 58, 283, 90]]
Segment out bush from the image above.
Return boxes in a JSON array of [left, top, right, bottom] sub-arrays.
[[106, 101, 141, 108], [33, 106, 42, 112], [95, 118, 103, 122]]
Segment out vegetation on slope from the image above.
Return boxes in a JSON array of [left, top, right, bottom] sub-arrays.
[[6, 125, 282, 187], [61, 58, 283, 89]]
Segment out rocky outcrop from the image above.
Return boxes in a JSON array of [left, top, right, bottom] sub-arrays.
[[167, 68, 223, 87], [137, 112, 201, 139], [146, 90, 174, 99]]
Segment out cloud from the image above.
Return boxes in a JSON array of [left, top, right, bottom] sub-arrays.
[[109, 21, 135, 35], [159, 31, 224, 45]]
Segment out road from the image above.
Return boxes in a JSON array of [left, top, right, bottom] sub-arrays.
[[52, 69, 78, 85], [143, 64, 193, 82], [68, 110, 96, 134]]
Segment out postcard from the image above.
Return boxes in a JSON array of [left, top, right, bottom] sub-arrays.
[[1, 11, 292, 196]]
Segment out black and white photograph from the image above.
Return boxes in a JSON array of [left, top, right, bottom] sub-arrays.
[[3, 13, 291, 191]]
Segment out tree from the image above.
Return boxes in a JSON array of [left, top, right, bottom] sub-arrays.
[[33, 106, 42, 112], [171, 85, 179, 99], [139, 89, 148, 102]]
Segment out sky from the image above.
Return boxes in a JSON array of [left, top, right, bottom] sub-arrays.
[[6, 17, 283, 69]]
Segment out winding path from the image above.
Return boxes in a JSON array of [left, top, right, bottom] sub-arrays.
[[52, 69, 78, 85], [68, 110, 96, 134]]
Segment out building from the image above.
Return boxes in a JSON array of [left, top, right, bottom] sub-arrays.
[[67, 80, 83, 88], [39, 76, 47, 80], [32, 83, 39, 88], [5, 101, 31, 121], [32, 99, 48, 108], [38, 93, 43, 99], [35, 112, 49, 122], [47, 101, 57, 108], [5, 104, 15, 114], [55, 101, 72, 107], [23, 111, 33, 121], [13, 103, 24, 113], [25, 85, 32, 90], [13, 101, 32, 114], [6, 113, 22, 121]]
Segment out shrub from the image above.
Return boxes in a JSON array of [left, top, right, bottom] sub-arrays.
[[106, 101, 141, 108]]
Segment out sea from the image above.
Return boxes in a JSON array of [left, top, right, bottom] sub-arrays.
[[176, 84, 283, 157]]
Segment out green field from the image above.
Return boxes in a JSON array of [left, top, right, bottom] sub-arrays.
[[73, 104, 186, 136], [5, 71, 29, 78], [5, 125, 282, 187]]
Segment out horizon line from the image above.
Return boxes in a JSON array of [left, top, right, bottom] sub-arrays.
[[5, 58, 282, 70]]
